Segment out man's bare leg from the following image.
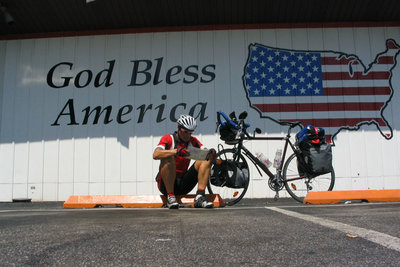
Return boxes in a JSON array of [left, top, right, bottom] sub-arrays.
[[160, 156, 176, 194]]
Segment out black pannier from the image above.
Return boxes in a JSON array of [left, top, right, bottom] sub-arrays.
[[296, 125, 333, 177], [297, 142, 333, 177], [210, 160, 249, 189], [217, 111, 239, 142], [219, 122, 238, 142]]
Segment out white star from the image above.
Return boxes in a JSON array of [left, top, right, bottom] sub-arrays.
[[314, 88, 321, 94], [268, 77, 275, 83], [276, 61, 281, 67], [251, 46, 257, 51], [276, 72, 282, 78], [284, 77, 290, 83], [254, 89, 260, 95], [290, 61, 296, 66], [313, 66, 319, 72], [297, 55, 304, 61], [253, 66, 259, 73], [261, 84, 267, 90], [274, 51, 280, 56], [261, 72, 267, 78], [298, 66, 304, 72], [306, 72, 312, 77], [285, 88, 291, 94], [291, 72, 297, 78], [282, 55, 288, 61], [246, 84, 251, 90], [299, 76, 305, 82], [283, 66, 289, 72], [260, 61, 266, 67], [277, 84, 282, 90], [260, 50, 265, 56], [311, 55, 317, 61], [252, 56, 258, 62], [307, 83, 313, 89], [253, 78, 259, 84], [300, 88, 306, 94], [268, 66, 274, 72], [291, 83, 297, 89], [245, 73, 251, 79], [313, 77, 320, 83], [267, 55, 273, 61], [269, 88, 276, 95], [305, 60, 311, 66]]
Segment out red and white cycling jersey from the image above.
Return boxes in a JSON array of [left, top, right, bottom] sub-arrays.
[[155, 132, 203, 177]]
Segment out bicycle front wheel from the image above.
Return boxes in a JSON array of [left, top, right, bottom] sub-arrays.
[[207, 148, 250, 206], [282, 153, 335, 203]]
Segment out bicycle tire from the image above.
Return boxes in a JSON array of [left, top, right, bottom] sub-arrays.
[[207, 148, 250, 206], [282, 153, 335, 203]]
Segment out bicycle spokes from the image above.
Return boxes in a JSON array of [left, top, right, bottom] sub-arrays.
[[283, 153, 335, 203]]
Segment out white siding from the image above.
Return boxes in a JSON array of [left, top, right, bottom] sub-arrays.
[[0, 25, 399, 201]]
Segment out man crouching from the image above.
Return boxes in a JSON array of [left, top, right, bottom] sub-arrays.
[[153, 114, 216, 209]]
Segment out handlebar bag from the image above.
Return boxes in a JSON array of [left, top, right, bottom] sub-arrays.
[[216, 111, 239, 142], [219, 122, 238, 142], [297, 141, 333, 177], [210, 160, 249, 188]]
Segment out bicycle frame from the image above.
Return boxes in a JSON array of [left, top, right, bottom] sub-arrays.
[[224, 125, 302, 182]]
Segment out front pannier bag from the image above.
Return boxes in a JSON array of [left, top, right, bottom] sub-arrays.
[[210, 160, 249, 189], [296, 125, 333, 177]]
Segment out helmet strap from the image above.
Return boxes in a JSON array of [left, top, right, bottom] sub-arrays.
[[176, 128, 188, 144]]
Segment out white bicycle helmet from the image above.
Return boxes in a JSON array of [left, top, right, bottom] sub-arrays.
[[177, 114, 197, 131]]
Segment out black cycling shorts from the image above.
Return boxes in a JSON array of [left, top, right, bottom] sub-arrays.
[[156, 164, 198, 195]]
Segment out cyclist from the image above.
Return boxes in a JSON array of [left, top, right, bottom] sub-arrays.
[[153, 114, 216, 209]]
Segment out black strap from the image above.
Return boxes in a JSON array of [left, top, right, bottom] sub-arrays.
[[165, 132, 179, 150], [167, 132, 200, 149], [172, 132, 179, 149]]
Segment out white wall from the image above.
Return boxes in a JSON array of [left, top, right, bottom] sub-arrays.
[[0, 25, 399, 201]]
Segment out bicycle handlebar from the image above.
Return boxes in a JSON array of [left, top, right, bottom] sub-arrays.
[[217, 111, 240, 129], [217, 110, 303, 140]]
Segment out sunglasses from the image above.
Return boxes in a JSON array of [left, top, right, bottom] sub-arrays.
[[180, 128, 194, 134]]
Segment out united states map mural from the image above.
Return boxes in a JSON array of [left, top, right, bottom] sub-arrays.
[[243, 39, 400, 143]]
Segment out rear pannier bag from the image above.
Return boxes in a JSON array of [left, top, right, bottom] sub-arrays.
[[296, 125, 333, 177], [297, 142, 333, 177]]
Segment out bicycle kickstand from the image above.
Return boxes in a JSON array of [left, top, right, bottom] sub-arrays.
[[274, 190, 279, 201]]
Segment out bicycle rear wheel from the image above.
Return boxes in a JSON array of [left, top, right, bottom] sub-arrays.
[[207, 148, 250, 206], [282, 153, 335, 203]]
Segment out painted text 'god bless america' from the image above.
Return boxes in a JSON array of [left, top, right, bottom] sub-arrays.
[[46, 58, 215, 126]]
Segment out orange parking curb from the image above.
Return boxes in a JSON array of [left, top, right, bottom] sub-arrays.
[[304, 189, 400, 204], [63, 194, 225, 208]]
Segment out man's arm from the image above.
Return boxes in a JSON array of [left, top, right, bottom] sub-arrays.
[[153, 148, 177, 160]]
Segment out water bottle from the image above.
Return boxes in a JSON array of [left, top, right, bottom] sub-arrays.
[[273, 149, 282, 168], [256, 152, 272, 168]]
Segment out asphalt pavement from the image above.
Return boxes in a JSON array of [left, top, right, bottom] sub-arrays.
[[0, 198, 399, 266]]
